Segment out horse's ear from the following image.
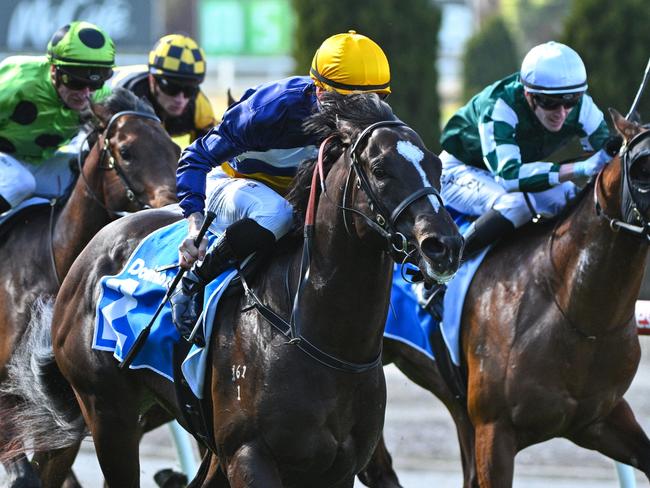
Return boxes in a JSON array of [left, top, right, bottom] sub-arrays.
[[226, 88, 238, 108], [609, 107, 640, 142], [171, 141, 181, 159], [91, 102, 111, 129]]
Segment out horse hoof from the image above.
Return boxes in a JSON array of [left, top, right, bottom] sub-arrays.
[[154, 468, 188, 488]]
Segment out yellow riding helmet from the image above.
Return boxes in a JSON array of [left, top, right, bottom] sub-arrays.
[[310, 31, 391, 95], [148, 34, 206, 82]]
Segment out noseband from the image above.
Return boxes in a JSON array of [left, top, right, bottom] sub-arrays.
[[595, 129, 650, 240], [77, 110, 161, 217], [343, 120, 445, 258]]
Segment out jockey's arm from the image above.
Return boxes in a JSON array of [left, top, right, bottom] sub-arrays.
[[480, 114, 562, 193], [482, 102, 613, 192], [558, 148, 611, 184], [178, 210, 208, 268], [176, 111, 251, 218]]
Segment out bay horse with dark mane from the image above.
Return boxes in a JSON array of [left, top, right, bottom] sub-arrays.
[[0, 88, 179, 487], [4, 93, 462, 487], [360, 109, 650, 488]]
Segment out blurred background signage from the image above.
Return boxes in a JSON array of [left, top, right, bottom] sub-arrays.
[[199, 0, 294, 55]]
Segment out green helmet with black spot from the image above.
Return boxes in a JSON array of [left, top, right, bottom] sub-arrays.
[[47, 21, 115, 84]]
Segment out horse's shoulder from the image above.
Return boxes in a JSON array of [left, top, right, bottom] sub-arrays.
[[468, 222, 554, 301], [95, 206, 183, 243], [0, 204, 51, 246], [74, 206, 183, 278]]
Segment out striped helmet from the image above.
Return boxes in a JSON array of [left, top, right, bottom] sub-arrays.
[[310, 31, 391, 95], [148, 34, 206, 82]]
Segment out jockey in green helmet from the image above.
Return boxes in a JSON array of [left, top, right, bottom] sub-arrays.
[[0, 21, 115, 214]]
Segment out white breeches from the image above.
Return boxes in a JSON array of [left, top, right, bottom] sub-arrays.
[[440, 151, 579, 228], [205, 168, 294, 240], [0, 135, 82, 210]]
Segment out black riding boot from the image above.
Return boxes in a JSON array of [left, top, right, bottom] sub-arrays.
[[420, 209, 516, 321], [0, 195, 10, 214], [170, 218, 276, 344]]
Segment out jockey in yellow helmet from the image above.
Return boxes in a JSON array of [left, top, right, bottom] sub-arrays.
[[170, 31, 391, 341]]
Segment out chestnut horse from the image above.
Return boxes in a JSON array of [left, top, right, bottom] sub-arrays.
[[361, 109, 650, 488], [0, 88, 179, 487], [5, 93, 463, 487]]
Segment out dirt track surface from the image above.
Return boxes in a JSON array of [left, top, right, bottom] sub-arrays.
[[3, 341, 650, 487]]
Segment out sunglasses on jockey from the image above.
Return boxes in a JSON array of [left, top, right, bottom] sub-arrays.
[[533, 92, 583, 111], [56, 66, 112, 91], [155, 76, 200, 98]]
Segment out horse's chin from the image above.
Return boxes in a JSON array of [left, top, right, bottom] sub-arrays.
[[418, 258, 457, 285]]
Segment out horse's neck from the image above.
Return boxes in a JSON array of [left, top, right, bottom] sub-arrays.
[[53, 147, 110, 277], [296, 190, 393, 362], [552, 165, 647, 330]]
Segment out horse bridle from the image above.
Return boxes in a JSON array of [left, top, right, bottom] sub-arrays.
[[77, 110, 161, 217], [50, 110, 161, 285], [343, 120, 445, 259], [241, 120, 445, 374], [595, 129, 650, 240]]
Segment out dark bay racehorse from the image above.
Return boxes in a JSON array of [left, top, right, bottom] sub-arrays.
[[360, 110, 650, 488], [0, 88, 179, 487], [6, 93, 463, 487]]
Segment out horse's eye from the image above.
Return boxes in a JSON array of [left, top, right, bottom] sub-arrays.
[[119, 146, 131, 160], [371, 164, 387, 179]]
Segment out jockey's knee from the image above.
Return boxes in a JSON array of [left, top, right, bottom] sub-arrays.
[[252, 199, 294, 240], [0, 159, 36, 210], [225, 218, 277, 260], [490, 192, 531, 228]]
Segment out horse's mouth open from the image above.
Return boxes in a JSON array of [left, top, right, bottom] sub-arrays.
[[422, 263, 457, 285]]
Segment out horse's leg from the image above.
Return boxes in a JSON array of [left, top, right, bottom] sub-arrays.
[[473, 422, 516, 488], [190, 451, 229, 488], [452, 407, 478, 488], [226, 441, 282, 488], [568, 399, 650, 480], [357, 433, 402, 488], [31, 443, 82, 488], [380, 341, 478, 487], [74, 392, 142, 488]]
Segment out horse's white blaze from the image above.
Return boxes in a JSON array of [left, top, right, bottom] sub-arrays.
[[397, 140, 440, 212]]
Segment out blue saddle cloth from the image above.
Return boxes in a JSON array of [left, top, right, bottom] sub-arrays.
[[384, 215, 488, 366], [93, 219, 236, 398]]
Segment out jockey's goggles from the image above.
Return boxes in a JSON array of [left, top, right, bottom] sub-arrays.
[[533, 92, 582, 111], [155, 76, 200, 98], [57, 66, 112, 91]]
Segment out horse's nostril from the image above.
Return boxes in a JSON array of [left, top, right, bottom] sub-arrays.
[[421, 236, 446, 259]]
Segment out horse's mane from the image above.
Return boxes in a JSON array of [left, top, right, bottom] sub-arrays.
[[286, 91, 397, 226], [80, 88, 156, 132]]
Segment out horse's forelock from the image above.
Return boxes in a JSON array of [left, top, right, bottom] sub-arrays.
[[81, 88, 156, 130], [288, 92, 398, 231]]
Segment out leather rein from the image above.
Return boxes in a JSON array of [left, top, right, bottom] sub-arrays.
[[49, 110, 161, 285], [76, 110, 161, 217], [240, 120, 443, 373]]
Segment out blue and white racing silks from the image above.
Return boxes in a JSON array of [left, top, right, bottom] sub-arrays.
[[94, 219, 237, 396], [384, 216, 489, 366], [176, 76, 320, 217]]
